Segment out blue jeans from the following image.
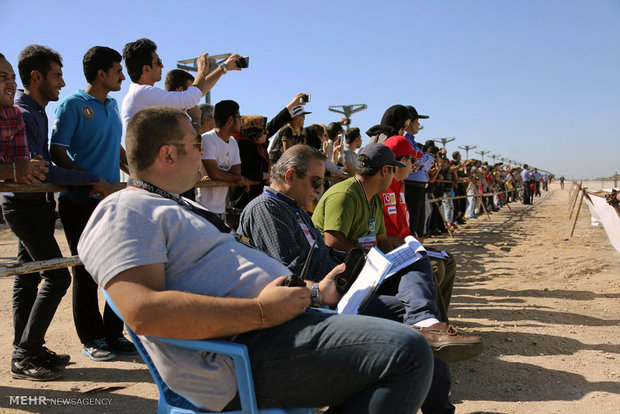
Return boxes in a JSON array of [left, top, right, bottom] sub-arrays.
[[441, 192, 454, 224], [58, 196, 124, 344], [362, 256, 454, 414], [2, 195, 71, 360], [231, 309, 434, 413]]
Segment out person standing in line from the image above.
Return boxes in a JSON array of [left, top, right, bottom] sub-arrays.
[[51, 46, 134, 361]]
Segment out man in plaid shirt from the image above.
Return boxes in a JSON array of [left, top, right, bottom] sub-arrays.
[[0, 53, 48, 182]]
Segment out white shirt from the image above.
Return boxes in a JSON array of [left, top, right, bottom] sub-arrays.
[[197, 129, 241, 213], [121, 83, 202, 129]]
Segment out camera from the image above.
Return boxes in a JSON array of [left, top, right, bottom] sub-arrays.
[[235, 56, 249, 69], [300, 93, 311, 103]]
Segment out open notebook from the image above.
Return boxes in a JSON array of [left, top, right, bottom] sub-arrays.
[[336, 236, 428, 314]]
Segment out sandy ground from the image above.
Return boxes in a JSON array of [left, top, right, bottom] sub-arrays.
[[0, 181, 618, 413]]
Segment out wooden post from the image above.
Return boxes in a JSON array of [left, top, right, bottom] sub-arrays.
[[569, 190, 585, 238], [568, 184, 580, 213], [569, 186, 583, 220], [0, 256, 82, 278], [473, 185, 491, 219]]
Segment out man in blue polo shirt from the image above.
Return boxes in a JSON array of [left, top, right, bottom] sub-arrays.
[[51, 46, 134, 361]]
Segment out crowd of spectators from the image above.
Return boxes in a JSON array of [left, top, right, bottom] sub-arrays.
[[0, 40, 551, 412]]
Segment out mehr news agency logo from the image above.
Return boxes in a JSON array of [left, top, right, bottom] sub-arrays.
[[9, 395, 112, 406]]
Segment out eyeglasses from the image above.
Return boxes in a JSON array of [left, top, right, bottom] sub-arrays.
[[152, 58, 163, 67], [172, 140, 202, 152], [309, 176, 326, 189]]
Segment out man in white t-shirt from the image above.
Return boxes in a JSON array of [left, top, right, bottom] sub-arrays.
[[197, 99, 250, 216], [120, 38, 242, 129]]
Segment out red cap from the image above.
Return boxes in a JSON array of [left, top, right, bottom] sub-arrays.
[[383, 135, 423, 159]]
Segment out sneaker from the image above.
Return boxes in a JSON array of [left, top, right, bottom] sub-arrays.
[[40, 346, 70, 367], [412, 322, 483, 363], [109, 336, 138, 355], [82, 338, 116, 361], [11, 356, 62, 381]]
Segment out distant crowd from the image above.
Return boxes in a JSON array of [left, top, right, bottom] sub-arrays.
[[0, 39, 550, 413]]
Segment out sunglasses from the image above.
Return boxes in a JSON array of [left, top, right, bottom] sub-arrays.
[[308, 175, 326, 189], [385, 166, 396, 174]]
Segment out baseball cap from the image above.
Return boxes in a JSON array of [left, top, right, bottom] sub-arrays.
[[290, 105, 312, 117], [359, 143, 406, 168], [406, 105, 429, 120], [383, 135, 423, 159]]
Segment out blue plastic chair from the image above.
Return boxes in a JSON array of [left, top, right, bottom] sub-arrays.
[[102, 289, 311, 414]]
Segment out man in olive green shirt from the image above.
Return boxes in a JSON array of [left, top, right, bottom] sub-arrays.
[[313, 143, 403, 253]]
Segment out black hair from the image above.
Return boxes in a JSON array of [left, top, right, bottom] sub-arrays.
[[213, 100, 239, 127], [345, 127, 361, 145], [164, 69, 194, 91], [18, 45, 63, 87], [326, 122, 343, 140], [83, 46, 122, 83], [122, 38, 157, 82]]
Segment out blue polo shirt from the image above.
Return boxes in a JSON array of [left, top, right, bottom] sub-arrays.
[[404, 131, 433, 183], [51, 89, 122, 183]]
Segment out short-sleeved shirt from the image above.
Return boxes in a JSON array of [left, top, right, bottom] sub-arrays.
[[268, 124, 302, 163], [312, 177, 386, 246], [380, 179, 410, 238], [121, 83, 202, 130], [521, 169, 531, 182], [196, 129, 241, 213], [343, 145, 358, 169], [77, 187, 290, 411], [51, 89, 122, 183]]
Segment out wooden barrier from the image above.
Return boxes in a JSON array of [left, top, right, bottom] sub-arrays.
[[0, 182, 525, 277]]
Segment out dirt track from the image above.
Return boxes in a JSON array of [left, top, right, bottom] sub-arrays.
[[0, 181, 618, 413]]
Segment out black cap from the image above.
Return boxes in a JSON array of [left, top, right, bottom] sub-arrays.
[[359, 143, 406, 168], [407, 106, 429, 120]]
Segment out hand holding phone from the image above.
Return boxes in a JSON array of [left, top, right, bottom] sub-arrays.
[[335, 248, 365, 295]]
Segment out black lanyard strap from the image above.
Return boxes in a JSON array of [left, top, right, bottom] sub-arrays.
[[127, 177, 233, 234]]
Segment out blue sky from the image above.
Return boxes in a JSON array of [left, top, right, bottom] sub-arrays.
[[1, 0, 618, 179]]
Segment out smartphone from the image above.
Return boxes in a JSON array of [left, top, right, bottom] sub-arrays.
[[300, 93, 311, 103], [335, 248, 365, 295], [235, 56, 249, 69]]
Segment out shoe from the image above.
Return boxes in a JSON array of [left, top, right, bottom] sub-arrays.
[[11, 356, 62, 381], [109, 336, 138, 355], [412, 322, 483, 363], [82, 338, 116, 361], [40, 346, 70, 367]]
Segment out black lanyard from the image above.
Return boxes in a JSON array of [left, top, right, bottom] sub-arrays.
[[354, 177, 376, 220], [127, 177, 233, 234]]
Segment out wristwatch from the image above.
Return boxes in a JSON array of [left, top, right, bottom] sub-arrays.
[[218, 63, 227, 73], [311, 283, 320, 307]]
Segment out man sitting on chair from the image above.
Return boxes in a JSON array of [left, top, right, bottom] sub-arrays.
[[77, 106, 433, 413]]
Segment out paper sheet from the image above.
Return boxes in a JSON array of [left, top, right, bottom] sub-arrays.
[[336, 248, 391, 314], [385, 236, 427, 278]]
